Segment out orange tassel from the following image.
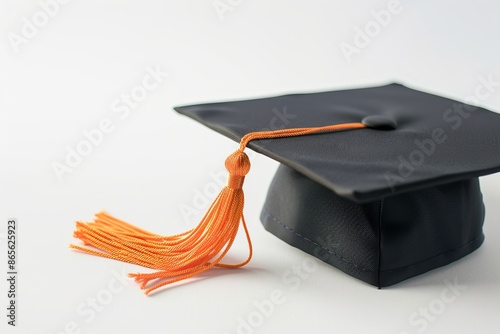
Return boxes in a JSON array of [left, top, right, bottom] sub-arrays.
[[70, 122, 366, 295]]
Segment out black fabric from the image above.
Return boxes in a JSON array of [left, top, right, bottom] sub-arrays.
[[175, 82, 499, 286], [261, 165, 485, 287], [175, 83, 500, 203]]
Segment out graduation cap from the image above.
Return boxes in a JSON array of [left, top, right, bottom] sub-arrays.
[[71, 83, 500, 294]]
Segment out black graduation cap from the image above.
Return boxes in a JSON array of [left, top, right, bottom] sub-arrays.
[[174, 83, 500, 288]]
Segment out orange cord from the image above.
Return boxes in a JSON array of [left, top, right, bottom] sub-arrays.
[[70, 122, 366, 295]]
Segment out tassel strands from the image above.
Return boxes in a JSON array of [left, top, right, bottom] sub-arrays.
[[70, 150, 252, 295]]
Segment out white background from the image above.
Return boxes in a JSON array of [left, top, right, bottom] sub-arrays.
[[1, 1, 500, 333]]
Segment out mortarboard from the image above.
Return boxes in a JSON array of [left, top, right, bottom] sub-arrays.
[[71, 83, 500, 294]]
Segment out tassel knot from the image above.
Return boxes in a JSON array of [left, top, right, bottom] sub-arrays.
[[225, 150, 250, 189]]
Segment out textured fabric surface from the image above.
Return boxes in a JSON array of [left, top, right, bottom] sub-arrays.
[[175, 83, 500, 202]]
